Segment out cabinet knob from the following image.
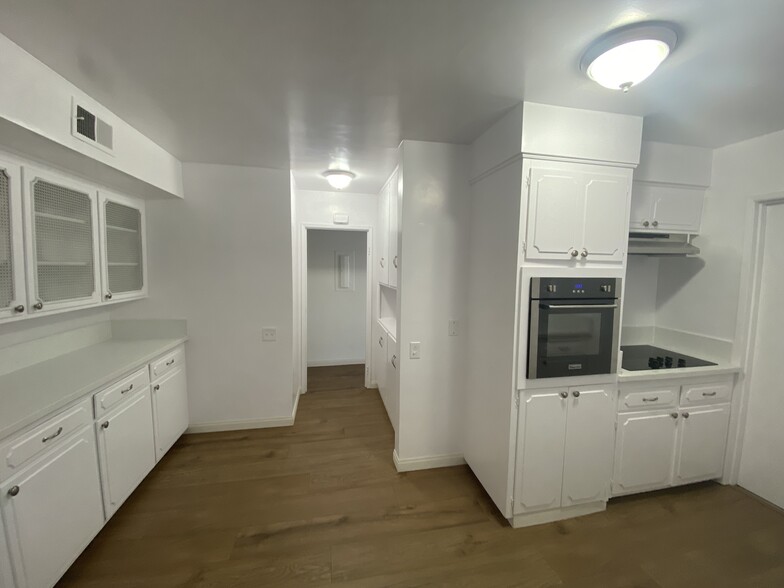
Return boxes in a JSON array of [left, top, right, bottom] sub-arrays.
[[391, 355, 397, 369], [643, 220, 650, 227], [154, 384, 160, 391], [105, 292, 113, 300], [101, 421, 110, 429], [569, 249, 579, 258], [580, 249, 588, 258], [682, 412, 690, 419], [7, 486, 19, 497], [652, 220, 659, 227], [393, 256, 399, 269], [14, 304, 24, 313], [380, 257, 385, 268], [379, 337, 383, 347], [671, 412, 679, 419], [559, 391, 569, 399], [572, 390, 581, 398], [33, 301, 43, 310]]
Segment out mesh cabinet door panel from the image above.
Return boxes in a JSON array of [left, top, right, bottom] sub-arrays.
[[104, 200, 143, 293], [0, 168, 13, 310], [32, 179, 96, 303]]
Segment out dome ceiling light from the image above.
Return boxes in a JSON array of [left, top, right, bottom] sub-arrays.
[[322, 169, 356, 190], [580, 23, 678, 92]]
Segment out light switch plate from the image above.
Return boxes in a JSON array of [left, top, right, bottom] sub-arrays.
[[448, 320, 458, 337], [262, 327, 277, 342], [409, 341, 421, 359]]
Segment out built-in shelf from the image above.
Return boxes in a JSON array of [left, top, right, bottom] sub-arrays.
[[106, 225, 138, 234], [37, 261, 90, 267], [35, 211, 87, 225]]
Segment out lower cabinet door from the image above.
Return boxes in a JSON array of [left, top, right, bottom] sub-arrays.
[[675, 404, 731, 484], [385, 341, 399, 432], [0, 428, 104, 588], [152, 365, 189, 459], [515, 390, 568, 514], [96, 390, 156, 517], [561, 387, 615, 507], [374, 324, 387, 402], [612, 410, 679, 496]]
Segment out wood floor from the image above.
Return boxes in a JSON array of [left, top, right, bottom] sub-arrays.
[[59, 364, 784, 587]]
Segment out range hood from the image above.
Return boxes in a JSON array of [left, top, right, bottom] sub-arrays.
[[628, 233, 700, 256]]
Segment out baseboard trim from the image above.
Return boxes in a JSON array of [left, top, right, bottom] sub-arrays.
[[392, 450, 465, 472], [187, 390, 301, 434], [510, 501, 606, 529], [307, 359, 364, 367]]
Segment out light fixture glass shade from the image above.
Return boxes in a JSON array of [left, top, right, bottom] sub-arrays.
[[581, 23, 677, 92], [323, 170, 355, 190]]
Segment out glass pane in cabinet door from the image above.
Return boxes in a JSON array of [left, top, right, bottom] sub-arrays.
[[33, 180, 95, 302], [0, 169, 13, 309], [105, 201, 142, 293]]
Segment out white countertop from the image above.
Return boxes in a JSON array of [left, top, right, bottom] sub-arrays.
[[618, 363, 741, 382], [0, 336, 187, 440]]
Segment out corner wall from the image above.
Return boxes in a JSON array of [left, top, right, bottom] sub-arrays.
[[111, 163, 295, 430]]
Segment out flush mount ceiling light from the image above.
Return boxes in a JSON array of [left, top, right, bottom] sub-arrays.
[[580, 23, 677, 92], [322, 169, 356, 190]]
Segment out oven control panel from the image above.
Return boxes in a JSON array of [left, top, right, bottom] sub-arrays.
[[531, 277, 621, 300]]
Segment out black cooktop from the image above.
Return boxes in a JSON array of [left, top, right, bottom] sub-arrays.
[[621, 345, 717, 371]]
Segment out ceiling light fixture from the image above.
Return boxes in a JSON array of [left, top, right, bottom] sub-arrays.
[[322, 169, 356, 190], [580, 22, 677, 92]]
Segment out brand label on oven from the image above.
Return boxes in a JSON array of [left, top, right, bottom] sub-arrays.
[[568, 364, 583, 370]]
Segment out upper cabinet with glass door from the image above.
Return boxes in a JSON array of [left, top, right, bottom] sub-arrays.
[[98, 191, 147, 302], [23, 166, 102, 315], [0, 157, 27, 321]]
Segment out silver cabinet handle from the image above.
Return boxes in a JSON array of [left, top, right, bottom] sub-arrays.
[[391, 355, 397, 369], [642, 396, 659, 402], [7, 486, 19, 497], [580, 249, 588, 258], [572, 390, 580, 398], [154, 384, 160, 391], [378, 337, 383, 347], [652, 220, 659, 227], [14, 304, 24, 313], [682, 412, 690, 419], [542, 303, 618, 310], [166, 359, 175, 366], [121, 383, 134, 394], [105, 292, 113, 300], [33, 301, 43, 310], [671, 412, 679, 419], [569, 248, 579, 258], [702, 391, 717, 397], [559, 391, 568, 399], [101, 421, 110, 430], [42, 426, 63, 443], [393, 256, 399, 268], [380, 257, 385, 268], [643, 220, 650, 227]]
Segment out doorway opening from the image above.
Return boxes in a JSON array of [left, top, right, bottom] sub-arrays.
[[301, 227, 371, 393]]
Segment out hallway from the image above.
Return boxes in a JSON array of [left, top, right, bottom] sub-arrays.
[[58, 367, 784, 587]]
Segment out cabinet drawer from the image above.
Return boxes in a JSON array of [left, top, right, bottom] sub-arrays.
[[619, 387, 678, 411], [93, 367, 150, 418], [0, 397, 92, 480], [150, 346, 184, 381], [681, 381, 733, 406]]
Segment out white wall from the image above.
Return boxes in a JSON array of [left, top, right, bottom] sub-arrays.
[[397, 141, 470, 461], [307, 230, 367, 366], [112, 162, 295, 429], [622, 256, 660, 327]]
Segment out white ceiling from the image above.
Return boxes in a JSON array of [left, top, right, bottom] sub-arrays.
[[1, 0, 783, 193]]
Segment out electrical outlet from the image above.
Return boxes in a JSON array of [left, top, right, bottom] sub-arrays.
[[409, 341, 421, 359], [448, 320, 458, 337], [262, 327, 277, 342]]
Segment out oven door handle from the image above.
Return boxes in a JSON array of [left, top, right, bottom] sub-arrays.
[[541, 303, 618, 310]]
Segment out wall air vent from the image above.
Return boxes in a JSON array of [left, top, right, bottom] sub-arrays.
[[71, 98, 114, 154]]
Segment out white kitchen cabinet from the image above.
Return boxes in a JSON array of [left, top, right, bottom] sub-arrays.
[[98, 190, 147, 303], [674, 404, 731, 485], [0, 158, 27, 322], [0, 428, 104, 588], [151, 356, 189, 459], [561, 387, 615, 507], [385, 333, 399, 432], [23, 166, 102, 316], [612, 409, 679, 495], [387, 169, 400, 288], [629, 182, 704, 234], [376, 178, 390, 286], [516, 390, 568, 513], [373, 321, 387, 392], [96, 389, 156, 518], [525, 162, 630, 263]]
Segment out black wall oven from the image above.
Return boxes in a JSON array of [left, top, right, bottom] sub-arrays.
[[527, 277, 621, 379]]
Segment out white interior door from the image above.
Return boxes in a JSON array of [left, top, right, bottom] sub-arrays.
[[739, 201, 784, 508]]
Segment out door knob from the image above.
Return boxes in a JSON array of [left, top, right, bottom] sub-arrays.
[[14, 304, 24, 313], [559, 391, 568, 399]]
